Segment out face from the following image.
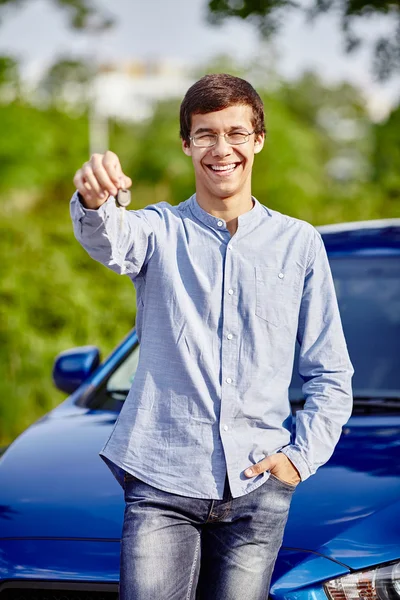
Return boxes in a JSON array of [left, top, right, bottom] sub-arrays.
[[182, 104, 264, 204]]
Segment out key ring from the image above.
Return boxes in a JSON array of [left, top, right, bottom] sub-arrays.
[[116, 189, 131, 208]]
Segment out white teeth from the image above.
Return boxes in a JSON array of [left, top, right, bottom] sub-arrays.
[[210, 164, 237, 171]]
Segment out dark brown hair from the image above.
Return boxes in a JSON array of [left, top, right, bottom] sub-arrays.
[[179, 73, 266, 144]]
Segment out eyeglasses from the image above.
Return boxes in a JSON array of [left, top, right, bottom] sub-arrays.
[[189, 130, 255, 148]]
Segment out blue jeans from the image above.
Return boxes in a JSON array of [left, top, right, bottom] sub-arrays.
[[120, 473, 297, 600]]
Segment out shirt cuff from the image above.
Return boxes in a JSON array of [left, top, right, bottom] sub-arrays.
[[70, 190, 116, 222], [278, 445, 312, 482]]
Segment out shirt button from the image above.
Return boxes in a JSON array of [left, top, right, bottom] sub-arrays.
[[227, 333, 233, 340], [227, 245, 232, 250], [217, 220, 223, 227], [228, 289, 234, 295], [226, 377, 232, 384], [278, 272, 284, 279], [223, 425, 229, 432]]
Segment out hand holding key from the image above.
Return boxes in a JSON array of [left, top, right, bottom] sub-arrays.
[[73, 151, 132, 210]]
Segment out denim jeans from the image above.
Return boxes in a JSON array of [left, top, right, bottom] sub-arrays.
[[120, 472, 297, 600]]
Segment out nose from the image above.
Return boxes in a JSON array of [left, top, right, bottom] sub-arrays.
[[211, 135, 232, 158]]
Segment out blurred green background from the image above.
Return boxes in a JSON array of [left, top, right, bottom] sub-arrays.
[[0, 0, 400, 447]]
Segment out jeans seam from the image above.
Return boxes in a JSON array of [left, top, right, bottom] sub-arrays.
[[218, 503, 232, 521], [186, 532, 200, 600], [205, 500, 215, 524]]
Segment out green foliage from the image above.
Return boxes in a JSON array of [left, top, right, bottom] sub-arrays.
[[372, 105, 400, 201], [129, 101, 195, 203], [0, 55, 18, 86], [0, 103, 89, 192], [0, 194, 137, 436], [0, 54, 20, 102], [0, 59, 399, 447], [253, 92, 326, 223]]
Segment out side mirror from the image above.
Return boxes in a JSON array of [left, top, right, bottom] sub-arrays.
[[52, 346, 101, 394]]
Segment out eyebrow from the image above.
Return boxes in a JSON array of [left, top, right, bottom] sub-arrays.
[[193, 125, 248, 135]]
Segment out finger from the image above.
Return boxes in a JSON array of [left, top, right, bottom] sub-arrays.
[[73, 172, 99, 206], [90, 153, 118, 196], [122, 175, 132, 189], [118, 175, 132, 190], [244, 457, 274, 478], [73, 171, 93, 199], [102, 151, 132, 191], [102, 150, 124, 187], [82, 164, 108, 199]]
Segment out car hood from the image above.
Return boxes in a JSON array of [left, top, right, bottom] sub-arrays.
[[284, 414, 400, 568], [1, 409, 400, 569], [0, 408, 123, 541]]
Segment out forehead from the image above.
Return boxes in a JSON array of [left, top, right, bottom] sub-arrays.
[[191, 104, 253, 132]]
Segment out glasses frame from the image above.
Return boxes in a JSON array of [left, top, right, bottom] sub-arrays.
[[189, 130, 256, 148]]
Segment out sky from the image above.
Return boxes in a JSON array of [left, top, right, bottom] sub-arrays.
[[0, 0, 399, 120]]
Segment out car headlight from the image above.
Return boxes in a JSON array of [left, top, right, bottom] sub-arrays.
[[325, 562, 400, 600]]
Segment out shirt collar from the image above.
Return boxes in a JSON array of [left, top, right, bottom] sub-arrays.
[[189, 194, 264, 232]]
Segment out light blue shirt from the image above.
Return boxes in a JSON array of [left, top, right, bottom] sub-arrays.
[[70, 191, 354, 499]]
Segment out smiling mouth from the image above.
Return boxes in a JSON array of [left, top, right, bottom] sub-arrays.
[[206, 162, 241, 175]]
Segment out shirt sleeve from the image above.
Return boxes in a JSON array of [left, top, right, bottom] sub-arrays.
[[70, 191, 156, 279], [279, 228, 354, 481]]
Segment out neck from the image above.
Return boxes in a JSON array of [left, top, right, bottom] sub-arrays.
[[195, 187, 254, 236]]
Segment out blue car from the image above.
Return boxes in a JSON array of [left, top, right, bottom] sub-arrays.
[[1, 218, 399, 599]]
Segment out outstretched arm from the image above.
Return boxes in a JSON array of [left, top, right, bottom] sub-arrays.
[[70, 151, 156, 278]]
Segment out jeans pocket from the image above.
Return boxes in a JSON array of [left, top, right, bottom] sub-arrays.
[[269, 473, 298, 491]]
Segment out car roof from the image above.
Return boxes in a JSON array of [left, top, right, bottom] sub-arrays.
[[317, 218, 400, 253], [317, 218, 400, 235]]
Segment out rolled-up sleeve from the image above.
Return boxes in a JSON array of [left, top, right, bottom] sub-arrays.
[[279, 229, 354, 481], [70, 191, 156, 278]]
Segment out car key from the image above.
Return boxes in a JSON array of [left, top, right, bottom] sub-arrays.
[[115, 188, 131, 231], [116, 188, 131, 208]]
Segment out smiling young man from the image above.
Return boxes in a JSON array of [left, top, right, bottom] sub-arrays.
[[70, 74, 353, 600], [181, 103, 259, 235]]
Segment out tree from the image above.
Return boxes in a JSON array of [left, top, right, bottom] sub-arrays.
[[207, 0, 400, 81], [39, 58, 94, 110], [0, 0, 114, 30], [0, 55, 19, 101], [372, 104, 400, 200]]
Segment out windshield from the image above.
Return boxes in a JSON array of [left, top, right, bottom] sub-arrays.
[[290, 254, 400, 399], [103, 254, 400, 405]]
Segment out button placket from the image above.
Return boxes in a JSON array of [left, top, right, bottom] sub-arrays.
[[220, 242, 239, 464]]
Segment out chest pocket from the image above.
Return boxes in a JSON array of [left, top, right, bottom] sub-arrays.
[[255, 265, 302, 327]]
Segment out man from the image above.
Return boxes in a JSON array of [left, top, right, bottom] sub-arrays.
[[70, 73, 353, 600]]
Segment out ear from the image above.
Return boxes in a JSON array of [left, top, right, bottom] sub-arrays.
[[253, 133, 265, 154], [182, 139, 192, 157]]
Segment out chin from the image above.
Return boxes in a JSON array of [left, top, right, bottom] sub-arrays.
[[209, 182, 242, 199]]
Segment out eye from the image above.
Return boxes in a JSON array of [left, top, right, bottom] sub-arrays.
[[195, 134, 215, 142], [226, 132, 248, 143]]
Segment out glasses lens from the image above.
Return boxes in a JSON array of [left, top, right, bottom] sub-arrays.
[[226, 132, 249, 145], [193, 134, 217, 147]]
